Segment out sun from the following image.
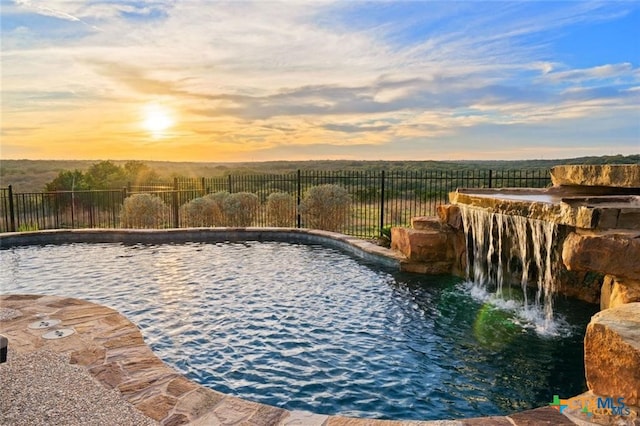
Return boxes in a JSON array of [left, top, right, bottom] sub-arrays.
[[142, 103, 174, 138]]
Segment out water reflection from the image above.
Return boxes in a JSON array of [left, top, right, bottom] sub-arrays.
[[0, 242, 596, 420]]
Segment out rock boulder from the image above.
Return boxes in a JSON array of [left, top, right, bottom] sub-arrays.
[[410, 216, 444, 232], [562, 232, 640, 281], [551, 164, 640, 188], [391, 226, 452, 264], [436, 204, 463, 230], [601, 275, 640, 310], [584, 302, 640, 406], [391, 219, 466, 275]]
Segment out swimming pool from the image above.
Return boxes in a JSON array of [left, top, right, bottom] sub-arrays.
[[0, 240, 595, 420]]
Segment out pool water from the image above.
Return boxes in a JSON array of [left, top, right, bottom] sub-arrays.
[[0, 241, 596, 420]]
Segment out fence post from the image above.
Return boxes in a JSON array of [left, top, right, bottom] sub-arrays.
[[71, 190, 75, 229], [379, 171, 385, 236], [201, 177, 206, 196], [488, 169, 493, 189], [54, 191, 60, 229], [172, 177, 179, 228], [228, 175, 232, 193], [296, 170, 301, 228], [118, 187, 126, 228], [8, 185, 16, 232], [87, 193, 94, 228]]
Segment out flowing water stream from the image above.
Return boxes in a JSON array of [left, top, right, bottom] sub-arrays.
[[460, 205, 562, 335]]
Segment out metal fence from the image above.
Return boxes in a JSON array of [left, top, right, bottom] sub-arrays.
[[0, 169, 550, 238]]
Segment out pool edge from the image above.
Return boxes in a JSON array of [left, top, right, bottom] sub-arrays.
[[0, 228, 405, 270]]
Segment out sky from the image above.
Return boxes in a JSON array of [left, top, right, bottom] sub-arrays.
[[1, 0, 639, 162]]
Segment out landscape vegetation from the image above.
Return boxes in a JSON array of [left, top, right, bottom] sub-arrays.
[[1, 154, 637, 238], [1, 154, 638, 193]]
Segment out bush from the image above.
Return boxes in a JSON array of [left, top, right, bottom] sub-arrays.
[[379, 224, 393, 248], [300, 184, 350, 232], [266, 192, 296, 227], [180, 191, 259, 227], [120, 194, 169, 228], [223, 192, 259, 226], [181, 196, 215, 227], [203, 191, 229, 225]]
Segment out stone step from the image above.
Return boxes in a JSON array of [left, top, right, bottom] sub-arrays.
[[411, 216, 443, 231]]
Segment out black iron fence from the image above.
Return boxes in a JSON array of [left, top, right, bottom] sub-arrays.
[[0, 169, 550, 238]]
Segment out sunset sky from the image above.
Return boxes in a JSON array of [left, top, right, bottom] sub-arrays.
[[1, 1, 639, 162]]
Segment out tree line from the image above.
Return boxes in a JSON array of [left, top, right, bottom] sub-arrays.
[[39, 154, 639, 192], [44, 161, 160, 191]]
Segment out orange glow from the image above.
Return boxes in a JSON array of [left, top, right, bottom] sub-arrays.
[[142, 103, 175, 139]]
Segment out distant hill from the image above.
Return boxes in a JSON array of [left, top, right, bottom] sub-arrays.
[[1, 154, 638, 192]]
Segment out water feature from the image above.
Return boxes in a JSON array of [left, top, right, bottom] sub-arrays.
[[460, 205, 561, 334], [0, 240, 595, 420]]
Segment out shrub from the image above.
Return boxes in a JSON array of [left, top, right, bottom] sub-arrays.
[[379, 224, 393, 248], [181, 196, 215, 227], [180, 191, 259, 227], [266, 192, 296, 227], [120, 193, 169, 228], [223, 192, 259, 226], [203, 191, 230, 226], [300, 184, 351, 232], [17, 223, 39, 232]]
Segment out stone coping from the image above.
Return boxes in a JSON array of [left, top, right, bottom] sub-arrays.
[[449, 190, 640, 230], [0, 294, 584, 426], [0, 227, 441, 275], [0, 228, 406, 270]]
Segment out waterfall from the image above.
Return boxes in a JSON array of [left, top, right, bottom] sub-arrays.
[[460, 205, 559, 331]]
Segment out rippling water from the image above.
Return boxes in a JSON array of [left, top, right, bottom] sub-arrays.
[[0, 241, 596, 420]]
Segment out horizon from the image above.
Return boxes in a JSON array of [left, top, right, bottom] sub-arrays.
[[1, 1, 639, 162], [3, 153, 639, 166]]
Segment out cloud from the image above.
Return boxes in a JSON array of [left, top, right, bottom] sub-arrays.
[[0, 126, 39, 136], [12, 0, 104, 31], [323, 123, 392, 134], [2, 0, 639, 161], [545, 63, 636, 82], [14, 0, 81, 22]]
